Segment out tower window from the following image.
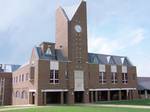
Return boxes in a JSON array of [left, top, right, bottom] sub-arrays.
[[50, 70, 59, 84]]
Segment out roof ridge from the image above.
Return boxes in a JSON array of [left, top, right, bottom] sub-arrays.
[[61, 0, 83, 20]]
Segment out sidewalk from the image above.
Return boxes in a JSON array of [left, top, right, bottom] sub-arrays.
[[85, 104, 150, 109], [0, 105, 35, 112]]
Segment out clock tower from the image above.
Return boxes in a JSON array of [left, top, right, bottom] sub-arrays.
[[56, 0, 88, 68], [55, 0, 89, 103]]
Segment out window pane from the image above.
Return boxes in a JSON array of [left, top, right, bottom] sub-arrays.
[[49, 80, 53, 83], [50, 70, 54, 79], [55, 70, 59, 79], [55, 80, 59, 83]]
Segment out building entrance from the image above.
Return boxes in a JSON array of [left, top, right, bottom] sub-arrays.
[[46, 92, 60, 104], [29, 92, 35, 105], [74, 91, 84, 103]]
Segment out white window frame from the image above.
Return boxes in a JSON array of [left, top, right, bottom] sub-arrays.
[[99, 72, 106, 84], [50, 70, 59, 84], [112, 72, 117, 84], [122, 73, 128, 84]]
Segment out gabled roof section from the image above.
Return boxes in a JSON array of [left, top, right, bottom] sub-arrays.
[[109, 56, 116, 65], [45, 47, 52, 55], [88, 53, 134, 66], [61, 0, 84, 20], [57, 6, 69, 20], [93, 55, 99, 64], [123, 57, 133, 66], [35, 47, 66, 61]]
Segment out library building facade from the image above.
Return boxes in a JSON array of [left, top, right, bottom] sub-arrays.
[[0, 1, 139, 105]]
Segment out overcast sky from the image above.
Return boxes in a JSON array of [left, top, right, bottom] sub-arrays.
[[0, 0, 150, 77]]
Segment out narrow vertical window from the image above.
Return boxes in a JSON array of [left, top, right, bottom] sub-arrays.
[[50, 70, 54, 83], [16, 76, 18, 83], [55, 70, 59, 83], [19, 75, 21, 82], [99, 72, 106, 84], [13, 77, 15, 84], [26, 73, 29, 81], [122, 73, 128, 84], [49, 70, 59, 84], [111, 72, 117, 84], [22, 74, 24, 82]]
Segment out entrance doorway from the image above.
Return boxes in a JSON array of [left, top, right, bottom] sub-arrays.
[[46, 92, 61, 104], [100, 91, 108, 101], [110, 91, 119, 100], [74, 91, 84, 103], [121, 90, 127, 100], [29, 92, 35, 104]]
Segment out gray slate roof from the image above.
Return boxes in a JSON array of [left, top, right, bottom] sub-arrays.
[[35, 46, 134, 66], [35, 47, 66, 61], [0, 64, 20, 73], [138, 77, 150, 90], [88, 53, 133, 66]]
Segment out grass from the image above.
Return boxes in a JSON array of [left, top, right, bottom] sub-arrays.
[[1, 105, 150, 112], [96, 99, 150, 105], [1, 99, 150, 112]]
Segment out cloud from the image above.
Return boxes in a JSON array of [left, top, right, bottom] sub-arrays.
[[137, 62, 150, 77], [88, 28, 145, 54], [0, 0, 56, 64], [131, 28, 145, 45]]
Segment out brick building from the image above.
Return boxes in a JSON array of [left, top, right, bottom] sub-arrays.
[[0, 64, 20, 105], [8, 1, 139, 105]]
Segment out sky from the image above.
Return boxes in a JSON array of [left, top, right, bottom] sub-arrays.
[[0, 0, 150, 77]]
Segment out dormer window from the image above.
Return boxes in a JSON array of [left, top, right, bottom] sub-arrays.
[[45, 47, 52, 55], [107, 56, 111, 63], [121, 57, 125, 64], [93, 56, 99, 64]]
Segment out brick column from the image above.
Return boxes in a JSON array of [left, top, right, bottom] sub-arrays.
[[126, 90, 129, 100], [107, 91, 110, 101], [91, 91, 94, 103], [119, 90, 122, 100], [98, 91, 101, 101], [29, 92, 32, 104], [95, 91, 98, 102], [129, 90, 132, 100], [43, 92, 47, 105], [68, 90, 74, 104], [36, 90, 43, 106], [61, 92, 64, 104], [84, 90, 89, 103]]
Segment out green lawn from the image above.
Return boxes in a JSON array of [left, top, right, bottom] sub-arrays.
[[1, 106, 150, 112], [96, 99, 150, 105], [1, 99, 150, 112]]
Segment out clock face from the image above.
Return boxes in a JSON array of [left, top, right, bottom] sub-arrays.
[[75, 25, 82, 33]]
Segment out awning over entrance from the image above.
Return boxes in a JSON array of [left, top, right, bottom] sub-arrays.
[[89, 88, 136, 91], [41, 89, 68, 92]]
